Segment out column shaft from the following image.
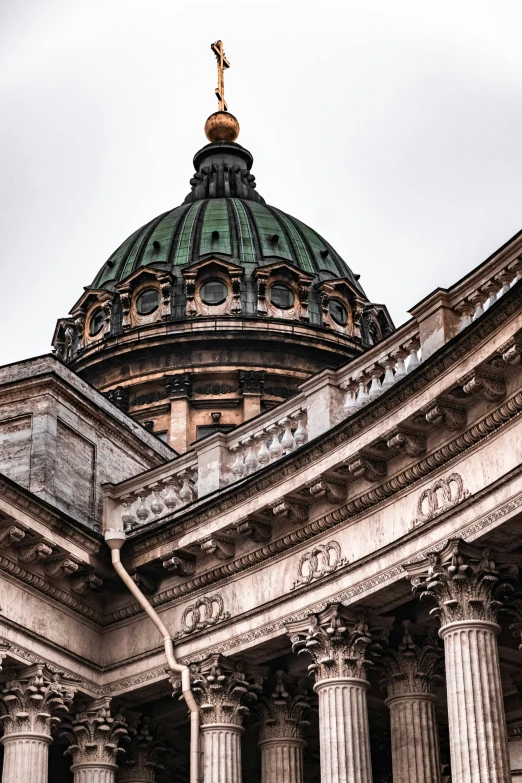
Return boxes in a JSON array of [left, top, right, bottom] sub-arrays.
[[259, 738, 305, 783], [315, 677, 372, 783], [442, 620, 511, 783], [71, 763, 117, 783], [387, 694, 441, 783], [201, 724, 243, 783], [1, 734, 51, 783]]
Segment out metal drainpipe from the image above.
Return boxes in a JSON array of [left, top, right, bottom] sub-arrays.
[[105, 531, 201, 783]]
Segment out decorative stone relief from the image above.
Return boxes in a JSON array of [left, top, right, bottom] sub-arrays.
[[176, 594, 230, 638], [272, 499, 308, 522], [106, 386, 130, 413], [0, 525, 25, 548], [379, 622, 444, 697], [60, 698, 129, 769], [307, 476, 347, 503], [292, 541, 346, 589], [70, 573, 103, 594], [235, 518, 272, 542], [424, 400, 466, 430], [238, 370, 265, 395], [44, 554, 80, 579], [344, 453, 387, 482], [162, 555, 196, 575], [287, 604, 390, 682], [165, 373, 192, 399], [175, 655, 264, 726], [412, 472, 469, 528], [460, 369, 506, 401], [256, 671, 311, 742], [17, 541, 53, 563], [405, 539, 520, 625], [0, 664, 76, 737], [386, 427, 426, 457], [199, 534, 235, 560]]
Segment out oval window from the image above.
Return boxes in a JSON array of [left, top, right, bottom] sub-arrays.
[[329, 299, 348, 326], [89, 308, 105, 336], [270, 284, 294, 309], [200, 279, 228, 305], [136, 288, 160, 315]]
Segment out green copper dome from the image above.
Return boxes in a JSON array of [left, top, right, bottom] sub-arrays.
[[91, 141, 363, 293]]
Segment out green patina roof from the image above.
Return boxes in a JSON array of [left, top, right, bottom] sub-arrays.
[[92, 198, 362, 291]]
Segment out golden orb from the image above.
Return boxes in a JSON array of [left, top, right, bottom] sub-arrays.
[[204, 111, 240, 143]]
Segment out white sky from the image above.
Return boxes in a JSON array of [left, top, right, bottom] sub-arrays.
[[1, 0, 522, 366]]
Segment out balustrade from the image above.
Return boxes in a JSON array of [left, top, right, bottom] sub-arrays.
[[119, 468, 198, 530]]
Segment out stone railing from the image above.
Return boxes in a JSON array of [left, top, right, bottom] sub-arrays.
[[103, 245, 522, 533]]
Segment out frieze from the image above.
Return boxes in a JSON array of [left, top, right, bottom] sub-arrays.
[[132, 389, 168, 407], [193, 384, 237, 396], [129, 287, 522, 555], [292, 541, 346, 589], [110, 391, 522, 624], [412, 472, 469, 528]]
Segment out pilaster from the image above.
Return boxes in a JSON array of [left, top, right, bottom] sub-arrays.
[[61, 698, 129, 783], [0, 664, 76, 783], [406, 539, 520, 783]]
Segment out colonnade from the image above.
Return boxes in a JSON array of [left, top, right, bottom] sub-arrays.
[[0, 540, 520, 783]]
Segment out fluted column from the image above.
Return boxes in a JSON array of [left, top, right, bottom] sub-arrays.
[[187, 654, 264, 783], [406, 539, 520, 783], [0, 664, 76, 783], [287, 604, 391, 783], [257, 671, 310, 783], [381, 622, 443, 783], [61, 698, 129, 783], [115, 714, 166, 782]]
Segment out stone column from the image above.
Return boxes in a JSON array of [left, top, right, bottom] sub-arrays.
[[287, 604, 391, 783], [61, 698, 129, 783], [0, 664, 76, 783], [257, 671, 311, 783], [406, 539, 520, 783], [188, 654, 264, 783], [380, 622, 444, 783], [115, 715, 166, 782]]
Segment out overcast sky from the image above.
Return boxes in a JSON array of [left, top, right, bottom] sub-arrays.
[[1, 0, 522, 365]]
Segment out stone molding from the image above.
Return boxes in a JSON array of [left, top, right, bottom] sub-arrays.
[[0, 664, 76, 737], [406, 539, 521, 626], [287, 604, 390, 682], [380, 622, 444, 699]]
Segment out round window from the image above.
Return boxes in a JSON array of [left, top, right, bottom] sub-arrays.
[[89, 308, 105, 336], [329, 299, 348, 326], [136, 288, 160, 315], [270, 284, 295, 309], [200, 279, 228, 305]]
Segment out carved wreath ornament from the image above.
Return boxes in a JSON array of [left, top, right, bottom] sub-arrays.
[[175, 594, 229, 638], [412, 472, 469, 528], [293, 541, 346, 589]]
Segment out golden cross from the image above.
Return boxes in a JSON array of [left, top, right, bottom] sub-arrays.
[[211, 40, 230, 112]]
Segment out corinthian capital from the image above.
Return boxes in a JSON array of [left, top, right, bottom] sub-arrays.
[[116, 714, 166, 782], [287, 604, 392, 682], [0, 664, 76, 737], [60, 698, 129, 767], [405, 539, 521, 627], [257, 671, 311, 742], [380, 622, 444, 699], [180, 654, 265, 726]]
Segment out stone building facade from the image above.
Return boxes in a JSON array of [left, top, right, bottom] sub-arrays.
[[1, 108, 522, 783]]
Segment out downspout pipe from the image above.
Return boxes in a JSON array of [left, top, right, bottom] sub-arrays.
[[105, 530, 200, 783]]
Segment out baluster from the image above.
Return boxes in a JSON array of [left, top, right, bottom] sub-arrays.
[[470, 291, 486, 321], [380, 356, 396, 392], [355, 373, 370, 408], [497, 270, 514, 297], [149, 485, 164, 516], [230, 444, 246, 478], [162, 479, 179, 510], [292, 412, 308, 447], [455, 300, 475, 332], [243, 438, 259, 474], [280, 418, 296, 453], [342, 380, 358, 415], [483, 280, 500, 310], [267, 425, 284, 460], [393, 348, 408, 382], [511, 258, 522, 284], [405, 338, 421, 373], [178, 473, 193, 504], [368, 364, 384, 401], [121, 497, 136, 530], [256, 432, 271, 466], [135, 491, 150, 523]]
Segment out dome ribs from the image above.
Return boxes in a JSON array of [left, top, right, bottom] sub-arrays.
[[266, 206, 315, 275], [173, 201, 205, 267], [230, 199, 256, 266]]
